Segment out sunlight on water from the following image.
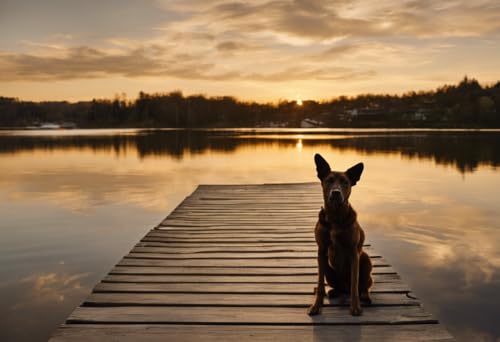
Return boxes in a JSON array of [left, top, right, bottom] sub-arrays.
[[0, 129, 498, 341]]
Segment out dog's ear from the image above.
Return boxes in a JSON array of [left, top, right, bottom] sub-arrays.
[[314, 154, 331, 181], [346, 162, 364, 186]]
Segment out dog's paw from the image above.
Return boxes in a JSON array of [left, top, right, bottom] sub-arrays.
[[307, 304, 321, 316], [350, 306, 363, 316]]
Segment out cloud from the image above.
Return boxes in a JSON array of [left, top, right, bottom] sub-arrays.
[[247, 66, 375, 82], [216, 41, 249, 51], [0, 47, 164, 81], [15, 272, 90, 307], [1, 0, 500, 94], [311, 43, 360, 61], [0, 43, 376, 83], [169, 0, 500, 42]]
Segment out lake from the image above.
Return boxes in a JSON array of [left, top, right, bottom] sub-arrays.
[[0, 128, 499, 341]]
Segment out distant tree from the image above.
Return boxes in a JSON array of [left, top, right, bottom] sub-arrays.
[[1, 77, 499, 128]]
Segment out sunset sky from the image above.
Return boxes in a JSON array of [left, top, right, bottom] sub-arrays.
[[1, 0, 500, 102]]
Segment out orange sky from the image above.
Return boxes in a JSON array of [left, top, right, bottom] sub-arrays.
[[1, 0, 500, 102]]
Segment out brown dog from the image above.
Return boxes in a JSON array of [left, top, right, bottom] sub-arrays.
[[308, 154, 373, 316]]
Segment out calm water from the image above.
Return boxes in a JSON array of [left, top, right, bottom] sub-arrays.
[[0, 129, 499, 341]]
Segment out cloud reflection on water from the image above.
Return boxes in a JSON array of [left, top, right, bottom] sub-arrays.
[[15, 272, 90, 308]]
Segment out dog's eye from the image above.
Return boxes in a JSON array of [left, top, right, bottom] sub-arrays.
[[341, 179, 349, 186], [325, 178, 333, 184]]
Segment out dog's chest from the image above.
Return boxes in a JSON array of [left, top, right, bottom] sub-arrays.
[[329, 226, 354, 249], [328, 227, 353, 271]]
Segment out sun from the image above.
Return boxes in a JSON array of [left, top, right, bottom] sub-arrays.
[[296, 98, 303, 106]]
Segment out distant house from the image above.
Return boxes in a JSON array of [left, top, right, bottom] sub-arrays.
[[300, 118, 324, 128]]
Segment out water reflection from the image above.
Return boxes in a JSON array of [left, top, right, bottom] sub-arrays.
[[0, 129, 498, 341], [0, 129, 499, 173], [17, 272, 90, 307]]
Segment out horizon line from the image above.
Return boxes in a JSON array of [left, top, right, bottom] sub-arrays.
[[2, 76, 498, 105]]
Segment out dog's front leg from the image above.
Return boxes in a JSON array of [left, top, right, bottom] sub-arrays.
[[350, 250, 362, 316], [308, 248, 327, 315]]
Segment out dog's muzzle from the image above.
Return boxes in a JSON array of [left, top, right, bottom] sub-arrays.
[[328, 189, 344, 204], [328, 189, 344, 205]]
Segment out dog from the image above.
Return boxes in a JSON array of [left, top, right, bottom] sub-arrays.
[[308, 153, 373, 316]]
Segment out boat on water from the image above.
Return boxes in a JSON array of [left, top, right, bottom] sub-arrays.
[[24, 122, 77, 130]]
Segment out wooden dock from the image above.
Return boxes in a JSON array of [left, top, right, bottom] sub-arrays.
[[50, 183, 453, 341]]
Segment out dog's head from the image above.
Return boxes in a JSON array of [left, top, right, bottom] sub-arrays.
[[314, 153, 363, 208]]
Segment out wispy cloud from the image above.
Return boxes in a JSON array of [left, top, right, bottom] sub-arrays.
[[0, 0, 500, 99], [0, 44, 375, 82]]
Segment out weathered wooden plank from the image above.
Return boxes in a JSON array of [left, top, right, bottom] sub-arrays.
[[178, 203, 319, 208], [50, 324, 454, 342], [110, 266, 398, 275], [159, 224, 317, 229], [136, 242, 324, 248], [164, 219, 315, 223], [165, 212, 316, 216], [185, 196, 320, 200], [185, 198, 319, 203], [67, 306, 437, 324], [130, 246, 379, 257], [170, 210, 319, 215], [165, 212, 317, 217], [172, 204, 320, 209], [160, 221, 317, 227], [170, 210, 318, 215], [158, 224, 315, 230], [84, 292, 418, 307], [93, 281, 409, 294], [185, 199, 320, 203], [167, 207, 316, 213], [156, 226, 313, 232], [163, 218, 318, 223], [133, 244, 371, 251], [146, 231, 314, 239], [127, 251, 381, 259], [126, 251, 382, 260], [118, 257, 390, 268], [151, 228, 314, 234], [189, 191, 318, 194], [133, 244, 328, 253], [102, 273, 399, 284], [141, 237, 317, 244], [194, 188, 318, 193], [191, 190, 319, 194]]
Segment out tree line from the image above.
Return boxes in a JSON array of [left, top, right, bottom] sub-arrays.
[[1, 76, 499, 128]]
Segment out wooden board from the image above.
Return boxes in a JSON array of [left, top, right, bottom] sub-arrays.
[[49, 183, 453, 341], [84, 292, 419, 307], [101, 273, 400, 283], [117, 257, 390, 267], [67, 306, 437, 324], [92, 281, 410, 294], [109, 265, 399, 275], [50, 324, 454, 342]]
